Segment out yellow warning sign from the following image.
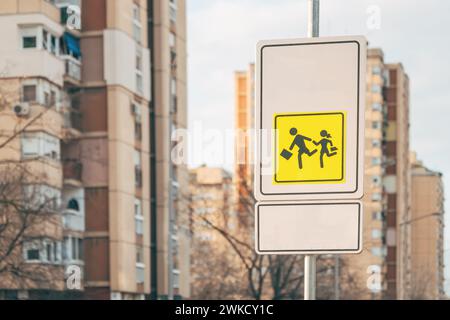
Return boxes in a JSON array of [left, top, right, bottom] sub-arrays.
[[274, 111, 346, 184]]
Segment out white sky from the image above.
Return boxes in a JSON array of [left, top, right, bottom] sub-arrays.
[[186, 0, 450, 294]]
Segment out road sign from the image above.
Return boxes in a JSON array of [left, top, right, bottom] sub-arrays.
[[254, 36, 367, 201], [255, 200, 362, 254]]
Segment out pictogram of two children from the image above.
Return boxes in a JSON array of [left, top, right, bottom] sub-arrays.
[[281, 128, 338, 169]]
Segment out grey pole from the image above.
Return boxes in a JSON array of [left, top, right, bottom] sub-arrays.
[[334, 255, 340, 300], [304, 0, 319, 301]]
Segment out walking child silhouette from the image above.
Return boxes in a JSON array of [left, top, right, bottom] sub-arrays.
[[314, 130, 338, 168], [288, 128, 317, 169]]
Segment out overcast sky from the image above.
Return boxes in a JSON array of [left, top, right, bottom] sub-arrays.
[[186, 0, 450, 293]]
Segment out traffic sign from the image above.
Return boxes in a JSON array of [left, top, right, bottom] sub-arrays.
[[255, 200, 362, 254], [254, 36, 367, 201], [275, 111, 345, 184]]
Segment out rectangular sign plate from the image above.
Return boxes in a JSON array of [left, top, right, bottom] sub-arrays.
[[254, 36, 367, 201], [255, 201, 363, 255]]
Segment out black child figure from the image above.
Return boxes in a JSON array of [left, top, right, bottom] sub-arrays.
[[289, 128, 317, 170], [314, 130, 338, 168]]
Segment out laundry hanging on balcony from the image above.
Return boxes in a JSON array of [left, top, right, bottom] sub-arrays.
[[63, 32, 81, 59]]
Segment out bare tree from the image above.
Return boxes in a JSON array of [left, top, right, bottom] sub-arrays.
[[0, 163, 62, 291], [190, 176, 338, 300]]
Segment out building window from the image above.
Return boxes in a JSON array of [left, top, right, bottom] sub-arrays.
[[136, 74, 143, 94], [371, 247, 382, 257], [63, 236, 82, 262], [23, 85, 37, 102], [134, 150, 142, 188], [372, 103, 382, 111], [372, 121, 382, 129], [24, 184, 61, 211], [372, 193, 382, 202], [135, 48, 143, 94], [23, 36, 37, 49], [136, 264, 145, 284], [135, 246, 145, 283], [371, 84, 382, 94], [169, 32, 176, 49], [372, 211, 383, 220], [372, 175, 381, 186], [371, 229, 382, 239], [372, 157, 381, 166], [132, 4, 142, 44], [26, 249, 40, 261], [21, 132, 60, 160], [135, 198, 143, 235], [372, 66, 382, 75], [24, 240, 61, 263], [372, 139, 381, 148], [169, 3, 177, 23]]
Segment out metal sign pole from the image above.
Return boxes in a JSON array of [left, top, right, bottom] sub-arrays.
[[304, 0, 319, 301]]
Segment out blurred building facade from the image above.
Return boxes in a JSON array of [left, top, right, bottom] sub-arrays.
[[409, 154, 445, 299], [189, 166, 234, 244], [344, 48, 412, 300], [0, 0, 190, 300], [234, 64, 255, 230]]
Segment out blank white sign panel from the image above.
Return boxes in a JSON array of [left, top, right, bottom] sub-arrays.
[[256, 201, 362, 254]]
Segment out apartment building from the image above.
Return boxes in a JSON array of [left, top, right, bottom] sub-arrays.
[[189, 166, 238, 299], [189, 166, 234, 243], [384, 62, 411, 299], [234, 64, 255, 230], [0, 0, 189, 300], [148, 0, 190, 299], [409, 154, 445, 299], [341, 48, 389, 299], [0, 0, 85, 299], [341, 49, 412, 300]]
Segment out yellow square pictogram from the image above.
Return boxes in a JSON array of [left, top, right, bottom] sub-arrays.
[[274, 111, 346, 184]]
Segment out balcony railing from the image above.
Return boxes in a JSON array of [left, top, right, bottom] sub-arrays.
[[63, 209, 85, 232], [62, 55, 82, 81]]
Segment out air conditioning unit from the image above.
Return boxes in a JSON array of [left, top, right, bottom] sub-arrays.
[[13, 103, 30, 117]]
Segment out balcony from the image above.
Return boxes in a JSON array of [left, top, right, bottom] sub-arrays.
[[62, 55, 81, 84], [63, 209, 84, 232], [62, 187, 85, 233]]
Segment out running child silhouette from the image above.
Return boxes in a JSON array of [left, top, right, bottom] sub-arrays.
[[288, 128, 317, 169], [314, 130, 338, 168]]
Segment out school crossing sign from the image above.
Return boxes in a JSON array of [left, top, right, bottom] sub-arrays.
[[275, 111, 345, 184], [254, 36, 367, 255]]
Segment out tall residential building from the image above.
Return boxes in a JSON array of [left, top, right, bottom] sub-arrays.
[[409, 153, 445, 299], [384, 62, 411, 299], [234, 64, 254, 229], [148, 0, 190, 299], [0, 0, 189, 300], [343, 48, 411, 300], [342, 48, 388, 300], [0, 0, 86, 299]]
